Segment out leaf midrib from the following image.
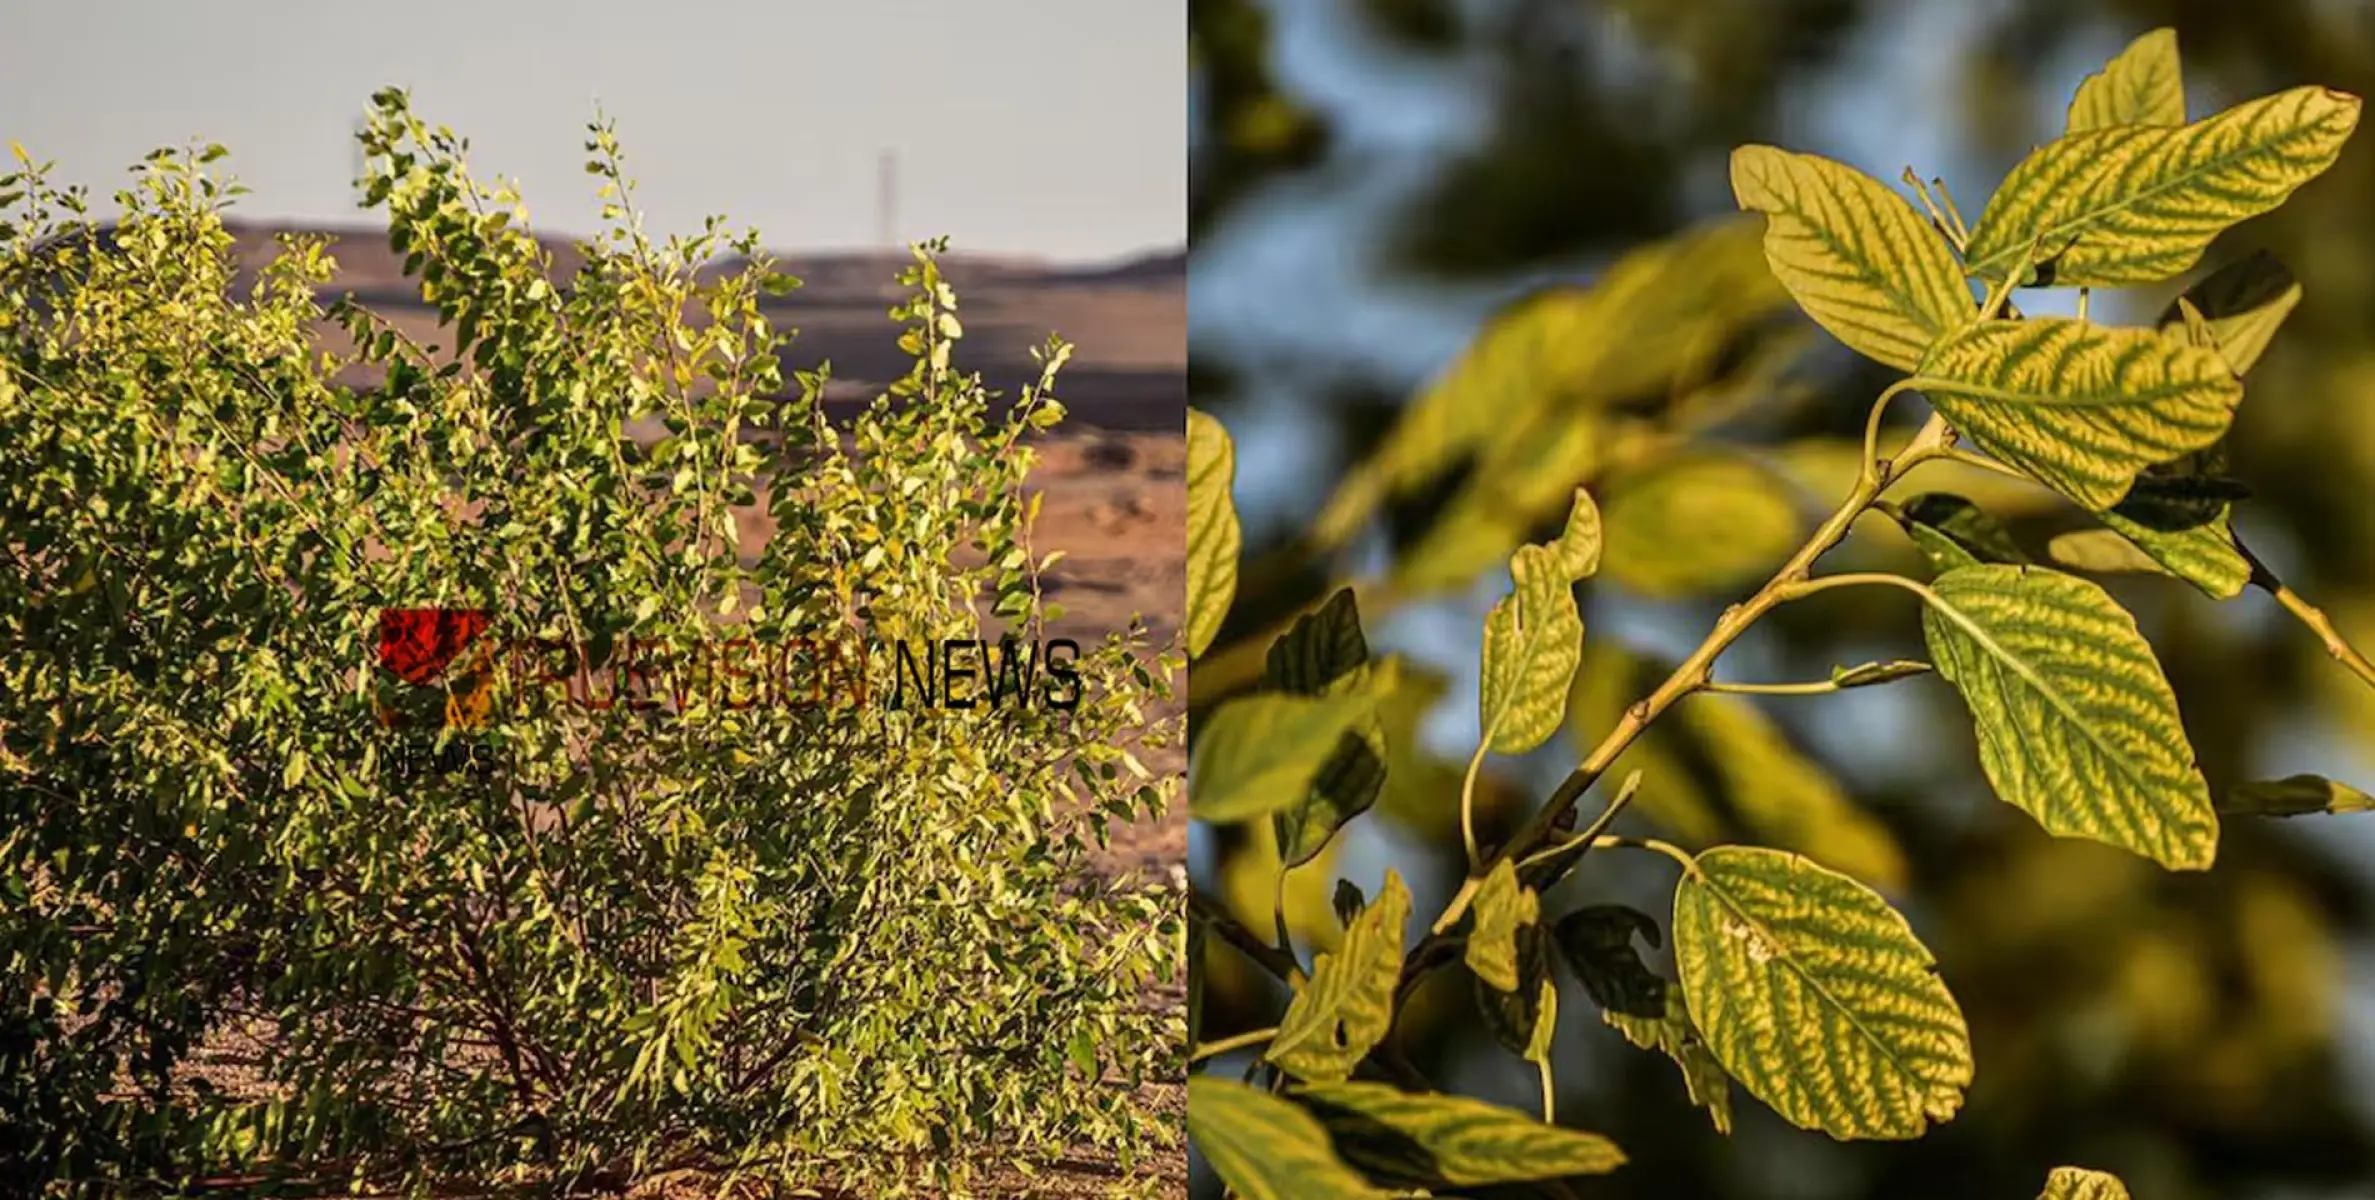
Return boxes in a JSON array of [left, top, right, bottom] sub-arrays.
[[1925, 574, 2161, 793]]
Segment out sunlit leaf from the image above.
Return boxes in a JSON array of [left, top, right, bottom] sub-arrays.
[[1921, 564, 2219, 869], [1916, 318, 2242, 510], [1191, 690, 1382, 826], [2223, 774, 2375, 817], [1187, 1077, 1387, 1200], [1603, 452, 1803, 597], [1464, 859, 1540, 992], [1480, 544, 1585, 756], [1730, 145, 1972, 370], [2066, 28, 2184, 133], [1966, 85, 2361, 285], [1477, 923, 1554, 1057], [1187, 407, 1242, 659], [1296, 1082, 1625, 1186], [1269, 870, 1411, 1081], [2038, 1166, 2133, 1200], [1676, 846, 1972, 1140], [1523, 977, 1558, 1065]]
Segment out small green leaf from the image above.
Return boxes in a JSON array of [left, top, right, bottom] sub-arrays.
[[1966, 85, 2361, 285], [1549, 487, 1604, 580], [1187, 407, 1241, 659], [2038, 1166, 2133, 1200], [1296, 1081, 1625, 1186], [2066, 28, 2185, 133], [1480, 545, 1585, 755], [1269, 870, 1411, 1081], [1190, 690, 1382, 825], [282, 750, 308, 789], [1730, 145, 1973, 371], [1522, 978, 1558, 1065], [1916, 318, 2242, 511], [1603, 452, 1803, 597], [1893, 493, 2031, 572], [1464, 859, 1540, 992], [1676, 846, 1972, 1140], [1921, 564, 2219, 869], [1187, 1077, 1387, 1200], [2223, 774, 2375, 817], [1831, 659, 1933, 688]]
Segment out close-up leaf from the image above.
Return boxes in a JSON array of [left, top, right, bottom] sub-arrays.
[[1269, 870, 1412, 1081], [1921, 564, 2219, 869], [1465, 858, 1540, 992], [1480, 531, 1591, 755], [1916, 318, 2242, 511], [1965, 85, 2361, 285], [1730, 144, 1973, 371], [1191, 689, 1383, 826], [1675, 846, 1973, 1140], [1296, 1081, 1626, 1187], [1187, 1077, 1388, 1200], [2066, 28, 2184, 132], [1188, 406, 1242, 659]]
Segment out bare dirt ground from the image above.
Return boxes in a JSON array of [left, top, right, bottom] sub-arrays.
[[187, 225, 1191, 1196]]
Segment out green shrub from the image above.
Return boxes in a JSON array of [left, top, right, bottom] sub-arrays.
[[1186, 31, 2370, 1197], [0, 90, 1181, 1195]]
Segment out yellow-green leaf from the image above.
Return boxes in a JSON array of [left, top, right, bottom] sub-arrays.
[[1675, 846, 1972, 1140], [1187, 1076, 1388, 1200], [1187, 406, 1241, 659], [1477, 923, 1554, 1057], [1522, 977, 1558, 1064], [1921, 564, 2219, 869], [2047, 528, 2169, 575], [2038, 1166, 2133, 1200], [1269, 870, 1411, 1081], [1731, 145, 1972, 371], [2160, 249, 2301, 376], [1550, 487, 1604, 580], [1603, 452, 1804, 597], [1191, 690, 1382, 825], [2066, 28, 2185, 133], [1264, 586, 1369, 692], [1464, 859, 1540, 992], [1603, 984, 1734, 1135], [1296, 1081, 1625, 1186], [1916, 318, 2242, 510], [1966, 85, 2361, 285], [2224, 773, 2375, 817], [1480, 544, 1586, 755]]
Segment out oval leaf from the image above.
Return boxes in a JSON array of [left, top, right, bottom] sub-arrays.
[[1729, 144, 1966, 370], [1191, 690, 1381, 825], [1917, 318, 2242, 510], [1603, 452, 1804, 597], [1187, 1076, 1387, 1200], [1297, 1081, 1625, 1186], [1967, 85, 2361, 285], [1481, 544, 1585, 754], [1731, 145, 1972, 371], [2039, 1166, 2133, 1200], [1676, 846, 1972, 1140], [2067, 28, 2185, 132], [1187, 407, 1241, 659], [1269, 870, 1411, 1081], [1921, 564, 2219, 869]]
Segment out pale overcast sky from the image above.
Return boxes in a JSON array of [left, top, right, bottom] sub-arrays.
[[0, 1, 1184, 263]]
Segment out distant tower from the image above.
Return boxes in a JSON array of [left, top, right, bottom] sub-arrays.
[[876, 150, 898, 252]]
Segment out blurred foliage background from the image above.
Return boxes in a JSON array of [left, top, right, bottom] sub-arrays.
[[1188, 2, 2375, 1197]]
